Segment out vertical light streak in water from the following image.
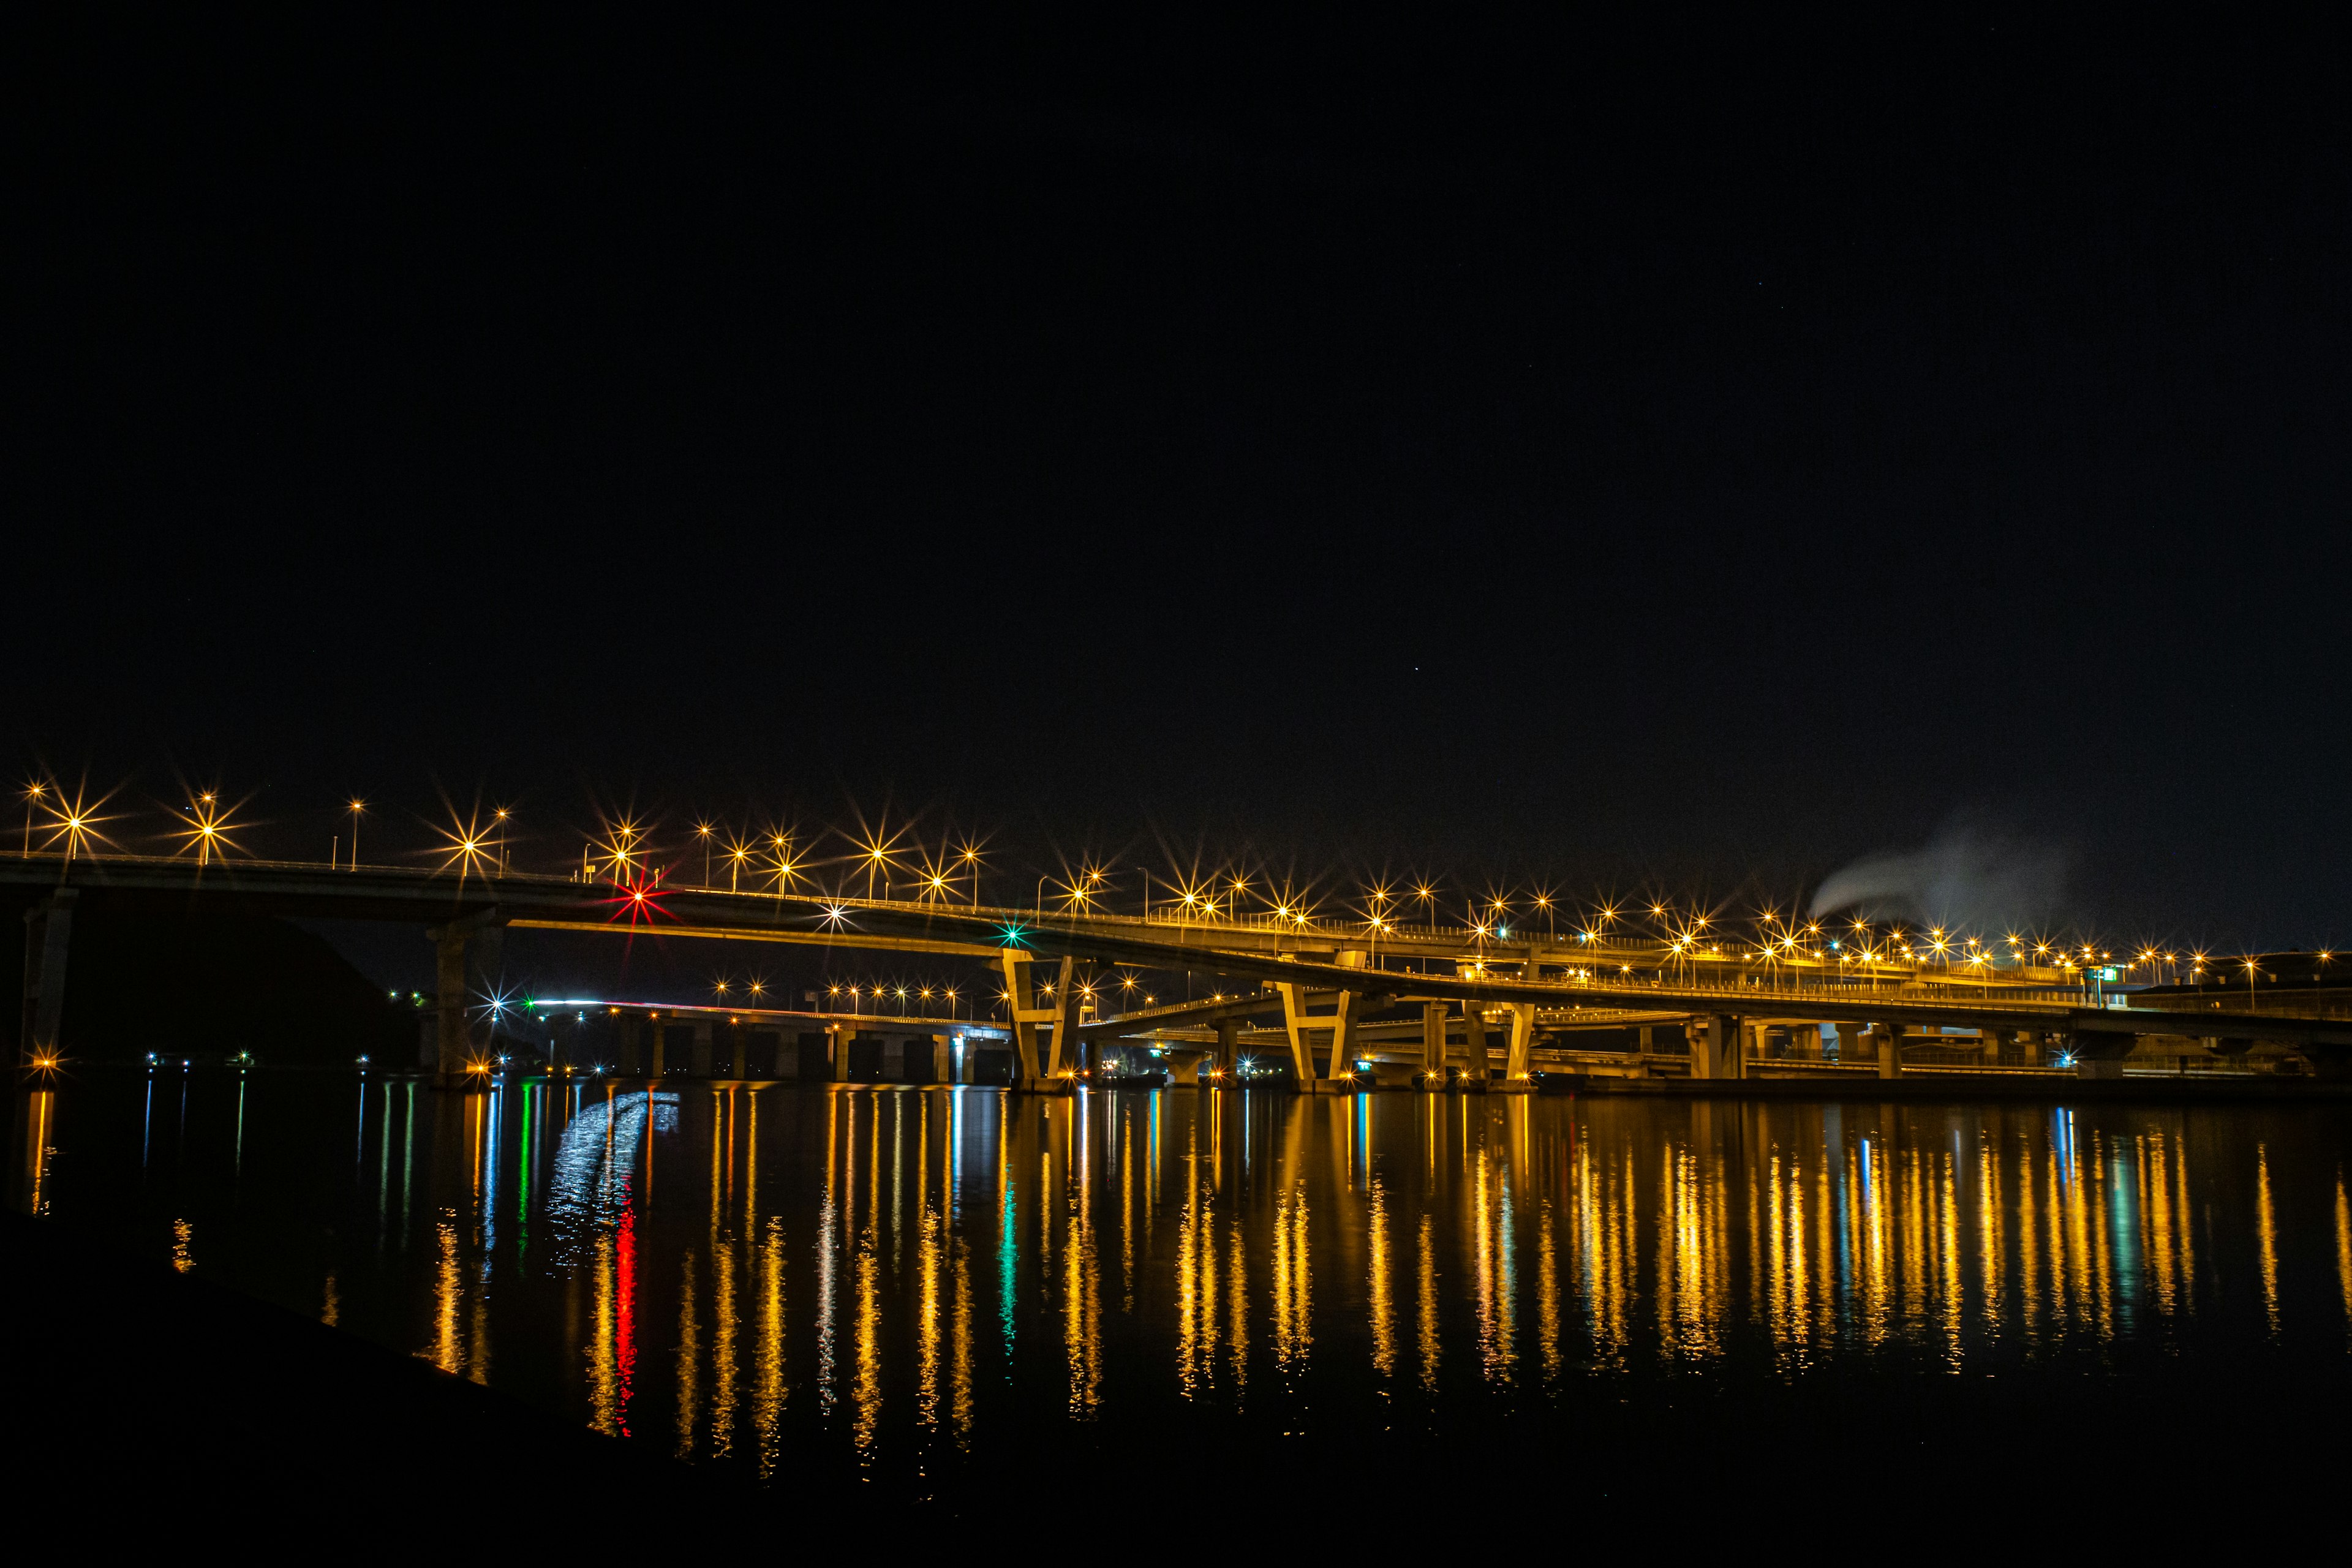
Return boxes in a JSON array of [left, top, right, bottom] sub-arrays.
[[2334, 1173, 2352, 1338], [517, 1083, 533, 1259], [432, 1215, 463, 1374], [1766, 1153, 1788, 1349], [481, 1087, 502, 1262], [1537, 1194, 1559, 1379], [1272, 1181, 1310, 1370], [676, 1253, 699, 1457], [354, 1080, 367, 1168], [589, 1226, 618, 1433], [2017, 1136, 2040, 1342], [1121, 1110, 1136, 1313], [2174, 1134, 2196, 1298], [854, 1098, 884, 1456], [2090, 1134, 2116, 1336], [817, 1095, 840, 1418], [143, 1077, 155, 1170], [952, 1228, 974, 1442], [401, 1083, 416, 1241], [1177, 1110, 1205, 1397], [615, 1201, 637, 1426], [1065, 1102, 1102, 1415], [919, 1099, 941, 1431], [1814, 1145, 1835, 1343], [1978, 1135, 2003, 1341], [1859, 1140, 1889, 1346], [1416, 1211, 1439, 1392], [1368, 1174, 1395, 1376], [1496, 1127, 1518, 1373], [2256, 1142, 2281, 1337], [1227, 1215, 1250, 1394], [998, 1114, 1016, 1360], [2142, 1134, 2171, 1313], [712, 1228, 739, 1461], [1937, 1150, 1962, 1368], [1474, 1148, 1501, 1378], [1660, 1145, 1719, 1360], [755, 1215, 786, 1479], [2046, 1131, 2070, 1331], [322, 1273, 339, 1327]]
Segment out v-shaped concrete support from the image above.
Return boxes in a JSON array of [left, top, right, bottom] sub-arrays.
[[1000, 948, 1077, 1091]]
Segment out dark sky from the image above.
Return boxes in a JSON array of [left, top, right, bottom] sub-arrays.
[[9, 15, 2348, 960]]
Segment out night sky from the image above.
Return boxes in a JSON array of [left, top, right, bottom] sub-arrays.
[[10, 16, 2348, 973]]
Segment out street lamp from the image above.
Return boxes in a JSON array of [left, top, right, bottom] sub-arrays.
[[23, 780, 46, 858]]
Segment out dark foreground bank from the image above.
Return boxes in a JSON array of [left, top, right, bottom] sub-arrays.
[[0, 1212, 721, 1545]]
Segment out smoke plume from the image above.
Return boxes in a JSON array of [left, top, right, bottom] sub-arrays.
[[1808, 818, 2071, 933]]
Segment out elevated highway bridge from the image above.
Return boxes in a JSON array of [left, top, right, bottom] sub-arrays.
[[11, 854, 2346, 1091]]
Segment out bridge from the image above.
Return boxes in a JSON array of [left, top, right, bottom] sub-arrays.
[[12, 853, 2349, 1091]]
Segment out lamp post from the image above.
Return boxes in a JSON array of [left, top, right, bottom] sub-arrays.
[[23, 780, 45, 857], [697, 823, 714, 885]]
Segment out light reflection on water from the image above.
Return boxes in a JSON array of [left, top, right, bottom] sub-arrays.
[[16, 1076, 2352, 1485]]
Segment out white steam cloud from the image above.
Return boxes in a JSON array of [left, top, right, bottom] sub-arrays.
[[1808, 820, 2071, 932]]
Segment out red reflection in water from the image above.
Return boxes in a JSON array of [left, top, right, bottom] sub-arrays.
[[616, 1200, 639, 1434]]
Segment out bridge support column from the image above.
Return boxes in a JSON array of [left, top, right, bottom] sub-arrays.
[[1000, 951, 1075, 1093], [428, 927, 473, 1086], [18, 889, 75, 1068], [690, 1019, 714, 1077], [1418, 1003, 1449, 1090], [1491, 1001, 1537, 1092], [829, 1020, 856, 1087], [1277, 978, 1362, 1093], [1213, 1016, 1240, 1084], [1875, 1025, 1903, 1079], [1455, 1005, 1490, 1090], [618, 1016, 641, 1076], [1629, 1025, 1651, 1078], [646, 1014, 667, 1079], [2068, 1028, 2138, 1080], [1692, 1014, 1744, 1079]]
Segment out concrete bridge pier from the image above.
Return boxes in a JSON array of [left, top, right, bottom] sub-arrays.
[[1692, 1014, 1744, 1079], [1417, 1003, 1449, 1090], [1874, 1025, 1904, 1079], [18, 888, 74, 1067], [1490, 1001, 1537, 1093], [2068, 1028, 2138, 1079], [1277, 977, 1360, 1093], [421, 915, 505, 1086], [829, 1019, 856, 1087], [1453, 1005, 1491, 1090], [1000, 951, 1076, 1093], [1212, 1016, 1240, 1084], [690, 1017, 714, 1077]]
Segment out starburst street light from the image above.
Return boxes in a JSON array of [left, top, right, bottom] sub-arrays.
[[437, 810, 499, 881], [40, 780, 115, 866], [23, 778, 48, 858], [172, 790, 241, 865]]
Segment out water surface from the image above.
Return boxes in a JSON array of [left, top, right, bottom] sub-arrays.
[[18, 1072, 2352, 1502]]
